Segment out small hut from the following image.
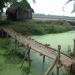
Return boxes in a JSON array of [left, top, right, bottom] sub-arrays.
[[6, 2, 34, 21]]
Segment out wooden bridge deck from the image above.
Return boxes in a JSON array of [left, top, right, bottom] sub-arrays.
[[2, 27, 75, 67]]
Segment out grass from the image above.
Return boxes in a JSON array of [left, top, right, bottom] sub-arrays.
[[0, 38, 22, 75]]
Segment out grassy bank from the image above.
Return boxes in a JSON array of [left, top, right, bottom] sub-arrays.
[[2, 20, 72, 35]]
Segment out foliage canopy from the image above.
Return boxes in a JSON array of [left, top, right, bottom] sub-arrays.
[[64, 0, 75, 13], [0, 0, 34, 15]]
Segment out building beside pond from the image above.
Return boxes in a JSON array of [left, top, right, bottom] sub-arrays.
[[6, 2, 34, 21]]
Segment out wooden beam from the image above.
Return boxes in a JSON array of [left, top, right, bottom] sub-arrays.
[[44, 58, 57, 75]]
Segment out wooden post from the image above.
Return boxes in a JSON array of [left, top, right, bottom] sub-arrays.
[[58, 45, 61, 64], [57, 65, 59, 75], [70, 64, 72, 75], [20, 45, 31, 69], [43, 55, 45, 63], [2, 30, 4, 37], [27, 45, 31, 73], [44, 58, 57, 75], [27, 45, 31, 60], [14, 35, 17, 51], [20, 52, 26, 69], [6, 32, 8, 38], [57, 45, 61, 75], [70, 63, 75, 75], [6, 33, 10, 45], [73, 39, 75, 55]]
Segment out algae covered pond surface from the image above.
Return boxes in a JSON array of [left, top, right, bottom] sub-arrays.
[[32, 31, 75, 53], [0, 31, 75, 75]]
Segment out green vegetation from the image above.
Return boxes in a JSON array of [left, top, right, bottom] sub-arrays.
[[0, 0, 31, 15], [32, 31, 75, 53], [6, 20, 72, 35]]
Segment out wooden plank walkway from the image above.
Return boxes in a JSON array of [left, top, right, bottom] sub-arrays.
[[2, 27, 75, 67]]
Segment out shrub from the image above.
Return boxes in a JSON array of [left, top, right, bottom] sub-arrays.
[[7, 20, 72, 35]]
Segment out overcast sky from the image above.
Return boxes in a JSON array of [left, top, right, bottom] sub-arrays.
[[28, 0, 75, 17]]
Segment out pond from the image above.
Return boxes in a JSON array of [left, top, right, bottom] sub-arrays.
[[32, 31, 75, 53], [0, 31, 75, 75]]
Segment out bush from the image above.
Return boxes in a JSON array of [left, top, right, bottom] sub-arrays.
[[8, 20, 72, 35], [44, 23, 72, 33]]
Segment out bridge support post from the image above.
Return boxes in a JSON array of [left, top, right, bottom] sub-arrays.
[[56, 45, 61, 75], [70, 64, 72, 75], [6, 32, 10, 45], [6, 32, 8, 38], [27, 45, 31, 73], [27, 45, 31, 60], [14, 35, 18, 51], [69, 63, 75, 75], [20, 45, 31, 71], [1, 29, 4, 37], [43, 55, 45, 63], [44, 58, 57, 75], [73, 39, 75, 55]]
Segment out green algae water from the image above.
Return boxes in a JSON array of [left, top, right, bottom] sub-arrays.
[[32, 31, 75, 53], [0, 31, 75, 75]]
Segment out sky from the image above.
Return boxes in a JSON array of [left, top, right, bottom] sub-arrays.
[[28, 0, 75, 17]]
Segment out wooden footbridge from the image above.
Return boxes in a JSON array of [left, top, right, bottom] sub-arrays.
[[1, 27, 75, 74]]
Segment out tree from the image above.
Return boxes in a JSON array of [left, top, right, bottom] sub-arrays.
[[63, 0, 75, 13], [0, 0, 4, 14], [0, 0, 35, 15], [0, 0, 11, 15]]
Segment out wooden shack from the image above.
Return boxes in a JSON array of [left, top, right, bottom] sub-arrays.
[[6, 2, 34, 21]]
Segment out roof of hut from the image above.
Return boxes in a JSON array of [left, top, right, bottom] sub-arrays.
[[6, 1, 34, 13]]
